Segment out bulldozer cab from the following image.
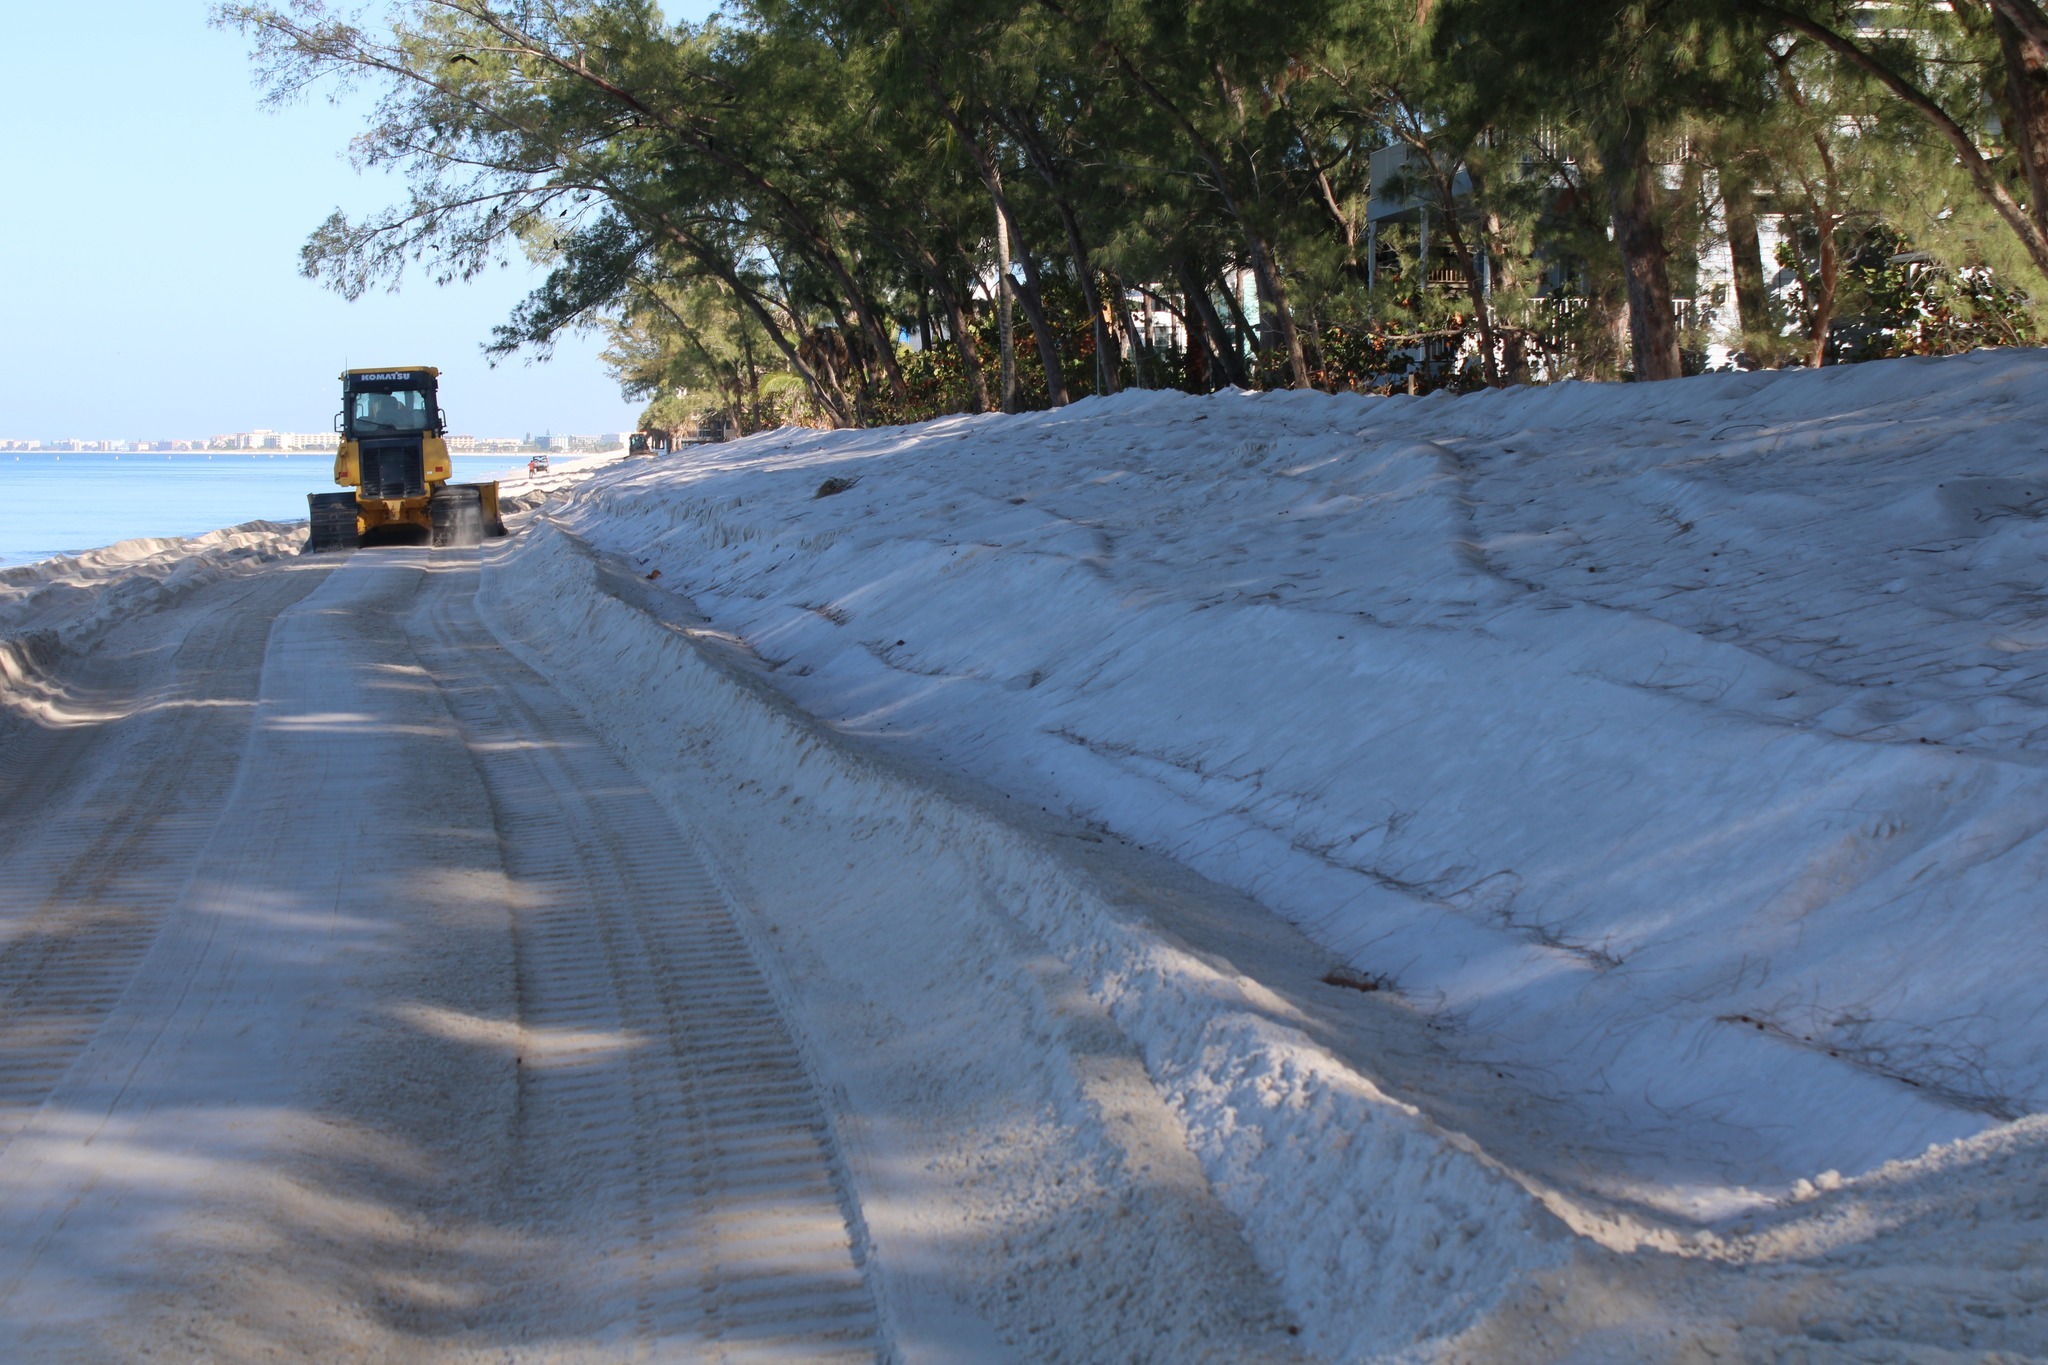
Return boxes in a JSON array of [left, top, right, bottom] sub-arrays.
[[342, 369, 441, 439]]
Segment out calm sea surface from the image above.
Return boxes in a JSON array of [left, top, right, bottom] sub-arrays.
[[0, 453, 528, 569]]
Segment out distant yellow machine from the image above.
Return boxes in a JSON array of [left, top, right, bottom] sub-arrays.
[[307, 366, 505, 552]]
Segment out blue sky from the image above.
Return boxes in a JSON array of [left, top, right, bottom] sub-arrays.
[[0, 2, 716, 440]]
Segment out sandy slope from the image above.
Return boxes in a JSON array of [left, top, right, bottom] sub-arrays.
[[565, 352, 2048, 1192], [483, 509, 2048, 1363], [4, 357, 2048, 1361], [523, 350, 2048, 1357]]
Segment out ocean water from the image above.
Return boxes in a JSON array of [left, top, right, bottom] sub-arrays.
[[0, 452, 527, 569]]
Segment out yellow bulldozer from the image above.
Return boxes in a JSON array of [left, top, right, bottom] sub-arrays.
[[307, 366, 506, 552]]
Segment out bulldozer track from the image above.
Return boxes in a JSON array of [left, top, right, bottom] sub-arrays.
[[0, 552, 886, 1358], [411, 555, 884, 1360], [0, 567, 332, 1152]]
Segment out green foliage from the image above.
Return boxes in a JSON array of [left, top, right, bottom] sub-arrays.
[[1825, 230, 2041, 359], [214, 0, 2048, 422]]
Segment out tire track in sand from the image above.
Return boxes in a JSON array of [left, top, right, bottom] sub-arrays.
[[409, 552, 884, 1361], [0, 563, 334, 1151]]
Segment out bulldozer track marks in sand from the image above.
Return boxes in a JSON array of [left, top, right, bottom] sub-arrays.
[[0, 567, 333, 1151], [410, 553, 885, 1361], [0, 552, 881, 1360]]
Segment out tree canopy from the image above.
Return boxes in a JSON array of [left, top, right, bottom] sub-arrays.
[[216, 0, 2048, 428]]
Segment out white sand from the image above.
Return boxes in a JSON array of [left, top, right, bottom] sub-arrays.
[[4, 355, 2047, 1359]]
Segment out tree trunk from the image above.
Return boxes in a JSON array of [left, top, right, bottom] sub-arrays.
[[1436, 206, 1500, 386], [1250, 264, 1282, 372], [1606, 127, 1684, 382], [1807, 208, 1838, 367], [1790, 158, 1843, 367], [1092, 275, 1124, 396], [1783, 149, 1843, 368], [1111, 275, 1150, 389], [1721, 172, 1771, 344], [1772, 46, 1849, 368], [985, 161, 1067, 407], [937, 276, 988, 414], [741, 324, 761, 429], [1991, 0, 2048, 63], [1179, 261, 1246, 387], [1232, 221, 1307, 387], [823, 297, 874, 409], [910, 242, 988, 414], [995, 190, 1019, 413], [1218, 270, 1259, 378], [1996, 8, 2048, 241], [1008, 111, 1120, 396], [1181, 285, 1213, 392], [1065, 248, 1117, 396], [810, 282, 880, 417], [1008, 249, 1070, 407], [1480, 205, 1530, 384], [637, 214, 849, 425]]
